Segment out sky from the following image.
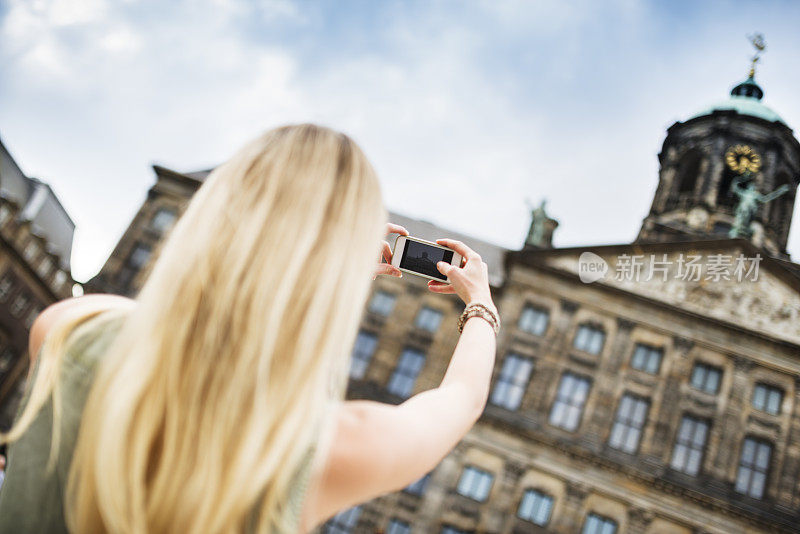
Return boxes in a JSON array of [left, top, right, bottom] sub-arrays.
[[1, 0, 800, 282]]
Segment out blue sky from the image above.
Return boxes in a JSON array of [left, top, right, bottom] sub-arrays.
[[1, 0, 800, 282]]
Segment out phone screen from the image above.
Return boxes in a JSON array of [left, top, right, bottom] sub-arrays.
[[399, 239, 454, 281]]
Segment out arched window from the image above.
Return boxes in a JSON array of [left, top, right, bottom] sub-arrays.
[[676, 150, 703, 195], [517, 488, 554, 526], [717, 169, 740, 208]]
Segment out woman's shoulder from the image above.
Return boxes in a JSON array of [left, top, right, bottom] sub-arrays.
[[29, 295, 135, 372], [63, 310, 129, 372]]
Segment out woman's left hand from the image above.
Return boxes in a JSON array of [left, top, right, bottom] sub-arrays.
[[374, 223, 409, 279]]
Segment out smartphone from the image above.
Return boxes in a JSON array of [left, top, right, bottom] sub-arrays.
[[391, 235, 463, 282]]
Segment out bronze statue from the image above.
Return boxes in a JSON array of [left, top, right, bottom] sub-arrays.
[[525, 199, 549, 247], [729, 175, 789, 238]]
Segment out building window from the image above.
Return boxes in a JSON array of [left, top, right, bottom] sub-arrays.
[[518, 305, 549, 336], [670, 415, 709, 476], [10, 293, 30, 318], [128, 243, 152, 270], [582, 513, 617, 534], [735, 438, 772, 499], [0, 204, 12, 225], [53, 270, 68, 291], [23, 240, 39, 262], [387, 518, 411, 534], [368, 290, 396, 316], [117, 267, 136, 289], [350, 331, 378, 379], [630, 343, 663, 374], [414, 306, 443, 332], [517, 489, 553, 526], [752, 383, 783, 415], [118, 243, 152, 289], [456, 465, 494, 502], [0, 347, 15, 373], [490, 353, 533, 410], [404, 473, 431, 496], [573, 324, 605, 355], [25, 305, 42, 330], [36, 256, 54, 279], [151, 208, 177, 233], [440, 526, 468, 534], [690, 362, 722, 394], [676, 149, 703, 195], [387, 348, 425, 398], [324, 506, 361, 534], [0, 272, 15, 301], [718, 169, 740, 208], [608, 394, 649, 454], [549, 372, 590, 431]]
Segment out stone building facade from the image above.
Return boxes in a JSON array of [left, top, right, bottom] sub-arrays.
[[0, 136, 75, 429], [85, 71, 800, 533], [84, 165, 210, 296]]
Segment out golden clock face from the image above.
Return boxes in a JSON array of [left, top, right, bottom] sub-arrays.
[[725, 144, 761, 175]]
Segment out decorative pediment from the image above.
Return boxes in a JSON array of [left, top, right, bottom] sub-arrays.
[[538, 244, 800, 345]]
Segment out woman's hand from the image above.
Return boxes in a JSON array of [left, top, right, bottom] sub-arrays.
[[373, 223, 409, 279], [427, 239, 495, 310]]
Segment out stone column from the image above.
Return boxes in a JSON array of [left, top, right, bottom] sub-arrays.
[[649, 336, 694, 459], [552, 482, 589, 533], [703, 135, 728, 205], [712, 356, 752, 475], [532, 299, 579, 416], [654, 166, 675, 212], [492, 459, 526, 534], [580, 318, 635, 450], [414, 444, 466, 529], [553, 299, 579, 352]]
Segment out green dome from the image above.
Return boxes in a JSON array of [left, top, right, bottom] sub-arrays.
[[689, 95, 784, 124], [688, 75, 785, 124]]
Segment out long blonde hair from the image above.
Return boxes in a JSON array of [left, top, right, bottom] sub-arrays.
[[3, 124, 387, 533]]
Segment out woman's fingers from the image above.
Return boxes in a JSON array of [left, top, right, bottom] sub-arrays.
[[373, 263, 402, 279], [381, 241, 393, 263], [435, 238, 480, 262], [427, 280, 455, 294], [436, 261, 455, 278], [386, 223, 409, 236]]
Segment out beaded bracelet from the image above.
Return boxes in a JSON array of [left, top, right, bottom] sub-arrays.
[[457, 302, 500, 336]]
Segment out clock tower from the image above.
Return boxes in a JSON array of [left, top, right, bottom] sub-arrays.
[[637, 44, 800, 258]]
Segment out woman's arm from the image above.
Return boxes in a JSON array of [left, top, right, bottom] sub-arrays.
[[300, 239, 497, 530]]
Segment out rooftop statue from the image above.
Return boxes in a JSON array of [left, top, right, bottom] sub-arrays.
[[525, 199, 550, 248]]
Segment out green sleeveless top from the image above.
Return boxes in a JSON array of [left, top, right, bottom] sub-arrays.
[[0, 312, 317, 533]]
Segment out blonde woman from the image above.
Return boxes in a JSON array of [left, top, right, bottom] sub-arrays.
[[0, 124, 498, 533]]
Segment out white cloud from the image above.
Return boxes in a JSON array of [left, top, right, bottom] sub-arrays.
[[48, 0, 108, 26], [100, 26, 142, 53]]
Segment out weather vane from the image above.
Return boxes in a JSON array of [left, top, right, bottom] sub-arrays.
[[747, 33, 766, 78]]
